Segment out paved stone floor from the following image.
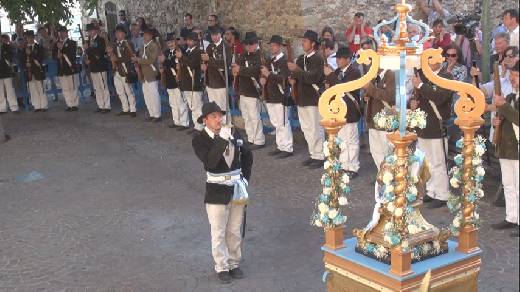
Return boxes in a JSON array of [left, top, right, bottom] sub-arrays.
[[0, 101, 518, 292]]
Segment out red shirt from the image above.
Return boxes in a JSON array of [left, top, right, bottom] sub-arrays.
[[426, 32, 451, 50], [233, 41, 244, 55], [346, 26, 373, 53]]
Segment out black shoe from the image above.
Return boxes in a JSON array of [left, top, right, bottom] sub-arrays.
[[491, 220, 517, 230], [71, 107, 79, 111], [65, 107, 72, 112], [423, 195, 433, 203], [40, 108, 47, 112], [308, 159, 325, 169], [116, 111, 129, 116], [427, 199, 446, 209], [229, 267, 244, 279], [268, 149, 282, 156], [153, 117, 162, 123], [0, 111, 6, 115], [177, 126, 189, 131], [168, 124, 179, 129], [302, 158, 314, 166], [346, 171, 358, 179], [145, 116, 154, 122], [511, 226, 519, 237], [249, 144, 266, 150], [129, 112, 136, 118], [277, 151, 293, 159], [34, 109, 40, 113], [102, 109, 111, 113], [12, 110, 20, 114], [217, 271, 232, 284], [94, 108, 102, 113]]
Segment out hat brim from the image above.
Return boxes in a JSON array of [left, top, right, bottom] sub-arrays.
[[267, 41, 286, 46], [197, 110, 226, 124]]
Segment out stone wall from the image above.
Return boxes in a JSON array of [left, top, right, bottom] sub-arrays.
[[91, 0, 518, 42]]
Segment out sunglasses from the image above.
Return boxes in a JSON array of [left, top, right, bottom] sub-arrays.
[[446, 53, 457, 57], [505, 54, 518, 58]]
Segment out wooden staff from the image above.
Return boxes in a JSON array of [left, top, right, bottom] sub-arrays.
[[286, 39, 299, 104], [492, 61, 502, 148]]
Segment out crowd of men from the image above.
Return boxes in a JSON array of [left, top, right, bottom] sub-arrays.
[[0, 3, 518, 236]]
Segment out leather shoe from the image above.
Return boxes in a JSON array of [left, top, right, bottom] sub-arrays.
[[491, 220, 517, 230], [268, 149, 282, 156], [217, 271, 232, 284], [71, 107, 79, 111], [0, 111, 6, 115], [153, 117, 162, 123], [94, 108, 102, 113], [65, 107, 72, 112], [423, 195, 433, 203], [308, 159, 325, 169], [302, 158, 314, 166], [277, 151, 293, 159], [177, 126, 189, 131], [12, 110, 20, 114], [129, 112, 136, 117], [117, 111, 129, 116], [249, 144, 266, 150], [346, 171, 358, 179], [427, 199, 446, 209], [145, 116, 154, 121], [229, 267, 244, 279], [168, 124, 179, 129]]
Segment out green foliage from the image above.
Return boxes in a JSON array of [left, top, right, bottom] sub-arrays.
[[0, 0, 98, 24]]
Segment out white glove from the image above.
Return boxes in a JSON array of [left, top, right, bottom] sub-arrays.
[[219, 126, 232, 140]]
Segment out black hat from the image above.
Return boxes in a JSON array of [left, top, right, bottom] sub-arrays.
[[24, 30, 35, 37], [165, 32, 178, 42], [143, 28, 155, 35], [197, 101, 226, 124], [86, 23, 98, 31], [268, 35, 285, 46], [243, 31, 259, 45], [301, 30, 319, 44], [336, 47, 352, 59], [114, 25, 127, 34], [57, 25, 68, 33], [209, 26, 222, 35], [186, 31, 199, 42]]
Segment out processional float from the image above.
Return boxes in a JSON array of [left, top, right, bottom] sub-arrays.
[[312, 0, 486, 290]]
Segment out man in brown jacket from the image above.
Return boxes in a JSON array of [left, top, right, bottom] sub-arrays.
[[112, 25, 137, 117], [288, 30, 325, 169], [491, 60, 519, 237], [232, 31, 265, 149], [133, 29, 161, 122], [363, 69, 396, 170], [411, 62, 453, 209]]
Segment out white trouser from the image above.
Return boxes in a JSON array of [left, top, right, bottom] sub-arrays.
[[239, 95, 265, 145], [369, 129, 392, 171], [338, 122, 360, 172], [91, 71, 111, 109], [184, 91, 204, 130], [0, 77, 18, 112], [500, 159, 519, 224], [298, 106, 325, 160], [167, 88, 189, 126], [207, 87, 227, 124], [417, 137, 450, 201], [59, 75, 79, 107], [114, 72, 136, 112], [142, 80, 161, 118], [265, 103, 293, 152], [206, 203, 244, 272], [28, 80, 47, 110]]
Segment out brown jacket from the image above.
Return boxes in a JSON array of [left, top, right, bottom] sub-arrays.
[[137, 40, 160, 82], [206, 41, 232, 89], [113, 40, 135, 78], [237, 50, 262, 98], [365, 70, 396, 129], [497, 92, 519, 160], [179, 46, 203, 92], [292, 52, 324, 106], [265, 53, 289, 104], [415, 70, 454, 139]]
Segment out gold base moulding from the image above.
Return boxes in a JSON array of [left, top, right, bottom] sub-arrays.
[[322, 239, 481, 292]]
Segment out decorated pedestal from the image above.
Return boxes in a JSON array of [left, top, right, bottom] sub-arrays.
[[313, 1, 486, 291]]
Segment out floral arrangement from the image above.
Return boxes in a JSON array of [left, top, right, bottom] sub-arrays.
[[373, 108, 427, 132], [447, 136, 486, 235], [379, 150, 425, 248], [357, 240, 444, 263], [311, 137, 351, 229]]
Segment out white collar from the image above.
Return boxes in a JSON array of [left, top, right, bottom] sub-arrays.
[[144, 40, 153, 47], [305, 51, 316, 58], [341, 64, 350, 73], [379, 69, 387, 79], [204, 127, 216, 139], [510, 25, 519, 33], [214, 39, 222, 47], [328, 52, 336, 59], [187, 46, 195, 53], [92, 34, 98, 40], [273, 51, 284, 62]]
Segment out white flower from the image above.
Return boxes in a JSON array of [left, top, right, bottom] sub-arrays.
[[433, 241, 441, 252], [422, 243, 431, 252], [408, 224, 419, 234], [475, 144, 485, 156], [385, 185, 394, 194], [384, 222, 394, 231], [377, 245, 387, 255], [477, 189, 484, 198], [323, 146, 330, 157], [342, 174, 350, 184], [476, 166, 485, 177], [401, 240, 409, 249], [394, 208, 403, 217], [328, 209, 339, 219], [409, 185, 418, 195], [324, 161, 331, 170], [384, 235, 391, 243], [450, 177, 460, 188], [411, 176, 419, 184], [387, 202, 395, 213], [409, 119, 418, 128], [318, 203, 329, 214], [472, 157, 482, 166], [382, 172, 394, 185], [474, 213, 480, 220], [453, 217, 461, 228], [314, 219, 323, 227], [338, 196, 348, 206], [323, 187, 331, 195], [323, 141, 329, 149]]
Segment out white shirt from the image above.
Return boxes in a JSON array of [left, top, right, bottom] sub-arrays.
[[509, 25, 519, 48], [204, 126, 235, 167], [327, 52, 338, 70]]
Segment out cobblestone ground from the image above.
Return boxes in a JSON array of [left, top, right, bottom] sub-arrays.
[[0, 101, 518, 292]]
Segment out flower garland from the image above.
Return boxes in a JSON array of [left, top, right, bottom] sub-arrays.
[[311, 137, 351, 229], [373, 108, 427, 132], [357, 240, 443, 262], [447, 136, 486, 235], [379, 150, 425, 248]]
